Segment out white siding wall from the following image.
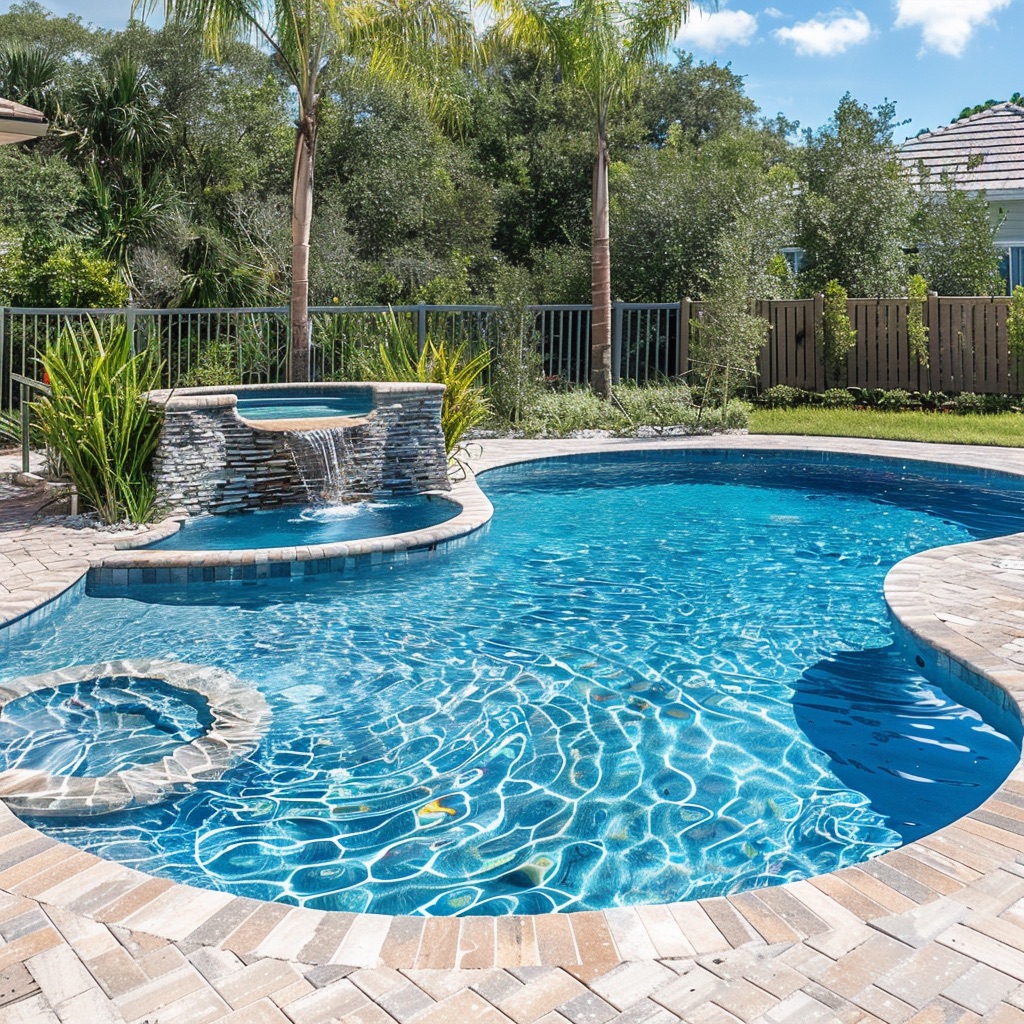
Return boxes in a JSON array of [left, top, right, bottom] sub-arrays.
[[994, 198, 1024, 245]]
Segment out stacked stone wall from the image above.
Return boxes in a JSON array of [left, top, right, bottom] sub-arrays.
[[149, 385, 448, 516]]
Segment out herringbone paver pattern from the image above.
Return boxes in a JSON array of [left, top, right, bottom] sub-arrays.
[[3, 436, 1024, 1023]]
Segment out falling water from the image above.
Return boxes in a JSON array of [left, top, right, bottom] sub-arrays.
[[285, 424, 385, 505]]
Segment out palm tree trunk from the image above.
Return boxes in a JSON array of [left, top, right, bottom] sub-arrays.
[[289, 115, 317, 383], [590, 121, 612, 399]]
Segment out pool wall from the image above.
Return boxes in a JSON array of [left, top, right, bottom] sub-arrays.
[[148, 382, 448, 516]]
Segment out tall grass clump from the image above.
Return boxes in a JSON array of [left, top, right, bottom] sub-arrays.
[[34, 317, 165, 523], [376, 312, 490, 454]]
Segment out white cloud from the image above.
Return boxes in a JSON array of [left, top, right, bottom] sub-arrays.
[[676, 8, 759, 51], [764, 6, 785, 17], [894, 0, 1011, 57], [773, 9, 872, 56]]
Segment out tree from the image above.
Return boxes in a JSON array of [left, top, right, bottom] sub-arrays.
[[797, 94, 916, 297], [490, 0, 692, 397], [137, 0, 475, 382], [912, 167, 1003, 295]]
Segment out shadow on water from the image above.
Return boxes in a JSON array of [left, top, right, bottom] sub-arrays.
[[791, 645, 1021, 843]]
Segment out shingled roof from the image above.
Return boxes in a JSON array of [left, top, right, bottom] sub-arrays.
[[898, 102, 1024, 195]]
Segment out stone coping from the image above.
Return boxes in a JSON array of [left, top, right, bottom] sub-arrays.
[[0, 660, 271, 817], [3, 435, 1024, 976], [90, 478, 492, 586]]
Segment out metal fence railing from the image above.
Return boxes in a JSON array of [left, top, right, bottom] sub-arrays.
[[0, 302, 689, 409]]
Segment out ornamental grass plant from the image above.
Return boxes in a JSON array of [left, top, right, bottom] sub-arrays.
[[34, 317, 165, 523]]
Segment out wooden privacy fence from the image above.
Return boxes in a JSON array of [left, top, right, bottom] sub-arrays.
[[756, 294, 1024, 395]]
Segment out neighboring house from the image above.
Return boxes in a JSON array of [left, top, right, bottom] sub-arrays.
[[898, 102, 1024, 291]]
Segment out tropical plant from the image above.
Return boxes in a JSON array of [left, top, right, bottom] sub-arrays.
[[376, 313, 490, 454], [906, 273, 929, 366], [820, 279, 856, 387], [136, 0, 476, 384], [33, 317, 165, 523], [490, 0, 693, 397]]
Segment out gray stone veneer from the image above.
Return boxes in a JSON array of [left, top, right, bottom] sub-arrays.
[[148, 382, 448, 516]]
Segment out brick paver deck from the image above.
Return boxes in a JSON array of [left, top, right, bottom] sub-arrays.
[[3, 435, 1024, 1023]]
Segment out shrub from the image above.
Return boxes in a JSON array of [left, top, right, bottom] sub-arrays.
[[518, 388, 623, 436], [34, 317, 164, 523], [906, 274, 929, 367], [178, 339, 241, 387], [612, 380, 692, 427], [820, 387, 854, 408], [919, 391, 948, 411], [820, 280, 856, 387], [876, 389, 912, 411], [1009, 286, 1024, 363], [759, 384, 807, 409], [952, 391, 986, 415]]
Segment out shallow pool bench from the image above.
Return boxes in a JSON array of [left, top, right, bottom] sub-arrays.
[[148, 382, 449, 516]]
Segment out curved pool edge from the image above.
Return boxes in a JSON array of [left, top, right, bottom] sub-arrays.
[[3, 434, 1024, 978], [90, 481, 492, 587]]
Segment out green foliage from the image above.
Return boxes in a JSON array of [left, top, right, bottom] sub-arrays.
[[820, 387, 854, 408], [820, 280, 856, 387], [759, 384, 807, 408], [913, 170, 1002, 295], [613, 380, 693, 427], [486, 268, 543, 425], [750, 407, 1024, 447], [1008, 286, 1024, 362], [33, 317, 164, 523], [376, 313, 491, 454], [875, 388, 912, 411], [177, 340, 241, 387], [0, 236, 128, 307], [952, 391, 986, 414], [797, 95, 916, 296], [906, 273, 929, 366]]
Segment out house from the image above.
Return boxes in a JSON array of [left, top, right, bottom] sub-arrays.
[[898, 102, 1024, 291]]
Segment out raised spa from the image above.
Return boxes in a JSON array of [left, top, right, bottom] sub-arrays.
[[5, 450, 1024, 916]]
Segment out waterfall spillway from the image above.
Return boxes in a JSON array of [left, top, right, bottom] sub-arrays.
[[285, 423, 385, 505]]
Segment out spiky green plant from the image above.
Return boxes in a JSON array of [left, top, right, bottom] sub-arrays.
[[376, 313, 490, 454], [34, 317, 165, 523]]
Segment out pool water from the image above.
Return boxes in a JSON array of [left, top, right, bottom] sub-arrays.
[[5, 451, 1024, 916], [234, 387, 373, 421], [0, 676, 208, 778], [148, 497, 459, 551]]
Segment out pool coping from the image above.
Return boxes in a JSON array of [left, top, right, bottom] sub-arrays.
[[2, 433, 1024, 979]]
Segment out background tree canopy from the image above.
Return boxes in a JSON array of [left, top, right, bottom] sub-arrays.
[[0, 3, 1007, 310]]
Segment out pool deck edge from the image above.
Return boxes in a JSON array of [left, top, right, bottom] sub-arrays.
[[4, 434, 1024, 1022]]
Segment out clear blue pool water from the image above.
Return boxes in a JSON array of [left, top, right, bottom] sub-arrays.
[[0, 676, 208, 778], [148, 497, 459, 551], [4, 450, 1024, 916], [234, 387, 373, 421]]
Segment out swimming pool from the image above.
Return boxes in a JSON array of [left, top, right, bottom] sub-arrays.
[[4, 450, 1023, 916], [234, 386, 374, 421], [148, 497, 460, 551]]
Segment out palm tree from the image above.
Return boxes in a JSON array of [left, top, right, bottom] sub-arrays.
[[490, 0, 693, 397], [135, 0, 474, 382]]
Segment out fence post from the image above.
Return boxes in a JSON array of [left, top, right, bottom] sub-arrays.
[[0, 306, 5, 410], [126, 304, 137, 354], [678, 299, 690, 380], [924, 291, 940, 393], [611, 302, 623, 384], [812, 292, 825, 389], [417, 304, 427, 354]]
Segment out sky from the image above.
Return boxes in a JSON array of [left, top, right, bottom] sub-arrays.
[[6, 0, 1022, 141]]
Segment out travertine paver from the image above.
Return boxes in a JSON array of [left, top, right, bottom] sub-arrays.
[[6, 435, 1024, 1021]]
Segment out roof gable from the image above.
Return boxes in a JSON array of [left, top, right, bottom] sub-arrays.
[[898, 102, 1024, 193]]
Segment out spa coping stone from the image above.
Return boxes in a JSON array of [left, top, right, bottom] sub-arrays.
[[4, 435, 1024, 1021]]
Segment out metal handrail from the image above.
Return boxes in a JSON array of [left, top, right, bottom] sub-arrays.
[[11, 372, 49, 475]]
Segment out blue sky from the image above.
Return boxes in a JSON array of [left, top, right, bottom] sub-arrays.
[[8, 0, 1021, 141]]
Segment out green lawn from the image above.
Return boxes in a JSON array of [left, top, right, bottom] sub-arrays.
[[748, 407, 1024, 447]]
